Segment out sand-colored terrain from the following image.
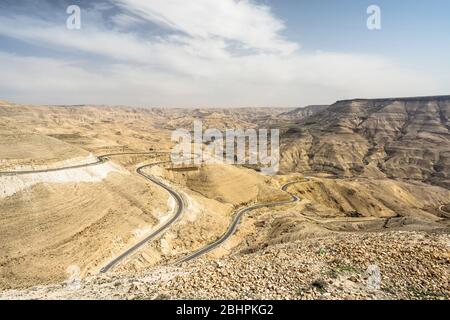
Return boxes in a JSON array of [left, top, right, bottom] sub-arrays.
[[0, 134, 91, 170], [0, 98, 448, 299], [0, 160, 171, 289]]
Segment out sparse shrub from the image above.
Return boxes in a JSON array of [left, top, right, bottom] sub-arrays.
[[311, 279, 327, 291]]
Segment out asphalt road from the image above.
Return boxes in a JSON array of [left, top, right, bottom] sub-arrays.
[[0, 157, 106, 175], [0, 151, 184, 273], [99, 161, 184, 273], [0, 151, 168, 176], [174, 179, 308, 265]]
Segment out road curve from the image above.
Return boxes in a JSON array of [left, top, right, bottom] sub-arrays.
[[99, 161, 184, 273], [174, 179, 308, 265], [438, 205, 450, 218]]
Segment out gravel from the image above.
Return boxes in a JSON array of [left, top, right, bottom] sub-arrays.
[[2, 231, 447, 300]]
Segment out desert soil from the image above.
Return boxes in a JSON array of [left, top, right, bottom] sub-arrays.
[[0, 98, 449, 299]]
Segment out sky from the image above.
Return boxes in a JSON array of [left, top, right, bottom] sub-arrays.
[[0, 0, 449, 107]]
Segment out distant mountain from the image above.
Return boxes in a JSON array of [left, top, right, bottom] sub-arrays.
[[281, 96, 450, 188], [279, 105, 329, 120]]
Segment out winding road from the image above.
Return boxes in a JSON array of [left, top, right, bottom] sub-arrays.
[[4, 152, 431, 273], [0, 151, 185, 273], [1, 153, 309, 272], [99, 161, 184, 273], [174, 179, 307, 265]]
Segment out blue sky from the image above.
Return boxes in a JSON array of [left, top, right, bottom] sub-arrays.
[[269, 0, 450, 73], [0, 0, 449, 107]]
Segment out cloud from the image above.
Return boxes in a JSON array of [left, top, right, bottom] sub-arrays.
[[110, 13, 145, 29], [0, 0, 445, 107], [112, 0, 298, 55]]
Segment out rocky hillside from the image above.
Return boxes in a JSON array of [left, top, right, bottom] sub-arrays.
[[281, 96, 450, 188], [2, 231, 448, 300], [279, 105, 329, 120]]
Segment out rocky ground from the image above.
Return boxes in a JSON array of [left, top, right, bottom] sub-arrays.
[[2, 231, 448, 300]]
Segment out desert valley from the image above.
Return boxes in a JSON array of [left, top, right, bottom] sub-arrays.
[[0, 96, 448, 300]]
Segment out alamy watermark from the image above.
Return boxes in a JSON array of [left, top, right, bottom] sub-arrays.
[[66, 5, 81, 30], [367, 5, 382, 30], [171, 121, 280, 175], [65, 265, 81, 290], [366, 264, 382, 291]]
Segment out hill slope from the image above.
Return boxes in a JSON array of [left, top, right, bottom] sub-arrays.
[[281, 96, 450, 188]]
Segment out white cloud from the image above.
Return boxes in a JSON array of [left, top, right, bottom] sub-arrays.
[[112, 0, 298, 55], [0, 0, 445, 107]]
